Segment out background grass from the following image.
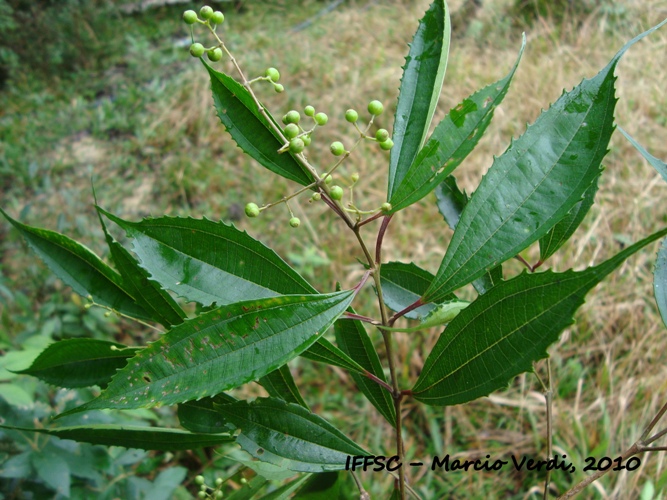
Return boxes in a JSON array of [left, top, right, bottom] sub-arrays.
[[1, 0, 667, 498]]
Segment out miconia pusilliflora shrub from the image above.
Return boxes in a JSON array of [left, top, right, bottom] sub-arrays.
[[2, 3, 667, 499]]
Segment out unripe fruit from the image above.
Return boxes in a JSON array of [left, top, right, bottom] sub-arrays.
[[215, 478, 223, 487], [210, 11, 224, 24], [368, 100, 384, 116], [330, 141, 345, 156], [311, 192, 321, 202], [379, 138, 394, 150], [198, 492, 207, 499], [323, 174, 333, 184], [189, 43, 205, 58], [304, 105, 315, 117], [381, 202, 393, 212], [215, 492, 224, 499], [345, 109, 358, 123], [195, 475, 206, 485], [265, 67, 280, 82], [200, 6, 214, 20], [351, 172, 360, 183], [240, 478, 248, 485], [289, 138, 305, 154], [375, 128, 389, 142], [314, 112, 328, 126], [302, 135, 311, 146], [289, 217, 301, 228], [245, 203, 260, 217], [200, 484, 208, 491], [274, 84, 284, 93], [330, 185, 344, 201], [281, 114, 289, 125], [207, 47, 223, 62], [183, 10, 198, 24], [284, 123, 299, 139], [285, 110, 300, 124]]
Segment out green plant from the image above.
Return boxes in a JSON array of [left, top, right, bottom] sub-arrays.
[[1, 2, 667, 499]]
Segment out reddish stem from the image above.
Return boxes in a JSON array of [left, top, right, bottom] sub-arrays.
[[389, 298, 424, 326]]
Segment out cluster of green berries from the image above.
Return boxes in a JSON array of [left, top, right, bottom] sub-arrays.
[[280, 106, 329, 155], [194, 475, 224, 499], [184, 6, 225, 62], [265, 67, 284, 93], [342, 100, 393, 151]]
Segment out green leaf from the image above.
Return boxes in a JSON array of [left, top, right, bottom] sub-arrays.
[[0, 208, 150, 321], [258, 364, 309, 409], [98, 210, 316, 306], [0, 424, 233, 451], [380, 261, 444, 319], [618, 126, 667, 183], [177, 393, 237, 434], [293, 472, 340, 499], [300, 335, 366, 375], [227, 475, 269, 500], [32, 447, 70, 497], [204, 61, 313, 186], [384, 300, 469, 332], [61, 291, 354, 415], [215, 397, 368, 472], [334, 318, 395, 424], [388, 0, 450, 199], [539, 176, 599, 262], [13, 339, 139, 389], [422, 21, 667, 303], [388, 34, 525, 212], [434, 176, 502, 295], [260, 474, 311, 500], [97, 209, 186, 328], [413, 226, 667, 405], [654, 237, 667, 330]]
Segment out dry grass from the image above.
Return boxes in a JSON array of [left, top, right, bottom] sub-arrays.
[[3, 0, 667, 497]]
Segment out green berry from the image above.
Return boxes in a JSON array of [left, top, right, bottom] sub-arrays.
[[274, 83, 284, 93], [323, 174, 333, 184], [265, 67, 280, 82], [281, 114, 289, 125], [284, 123, 299, 139], [302, 135, 311, 146], [314, 112, 328, 126], [240, 478, 248, 485], [200, 5, 214, 20], [351, 172, 360, 183], [310, 192, 321, 202], [381, 202, 392, 212], [345, 109, 358, 123], [195, 475, 206, 485], [379, 138, 394, 151], [198, 492, 207, 499], [189, 43, 205, 58], [289, 217, 301, 228], [183, 10, 198, 24], [215, 492, 224, 499], [375, 129, 389, 142], [285, 110, 300, 124], [304, 105, 315, 117], [330, 141, 345, 156], [289, 138, 305, 154], [215, 478, 223, 487], [200, 484, 208, 492], [330, 185, 344, 201], [207, 47, 223, 62], [368, 100, 384, 116], [245, 203, 260, 218], [210, 11, 224, 24]]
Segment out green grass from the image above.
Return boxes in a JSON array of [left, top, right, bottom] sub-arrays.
[[2, 0, 667, 498]]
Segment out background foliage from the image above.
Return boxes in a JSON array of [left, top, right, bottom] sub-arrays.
[[1, 0, 666, 498]]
